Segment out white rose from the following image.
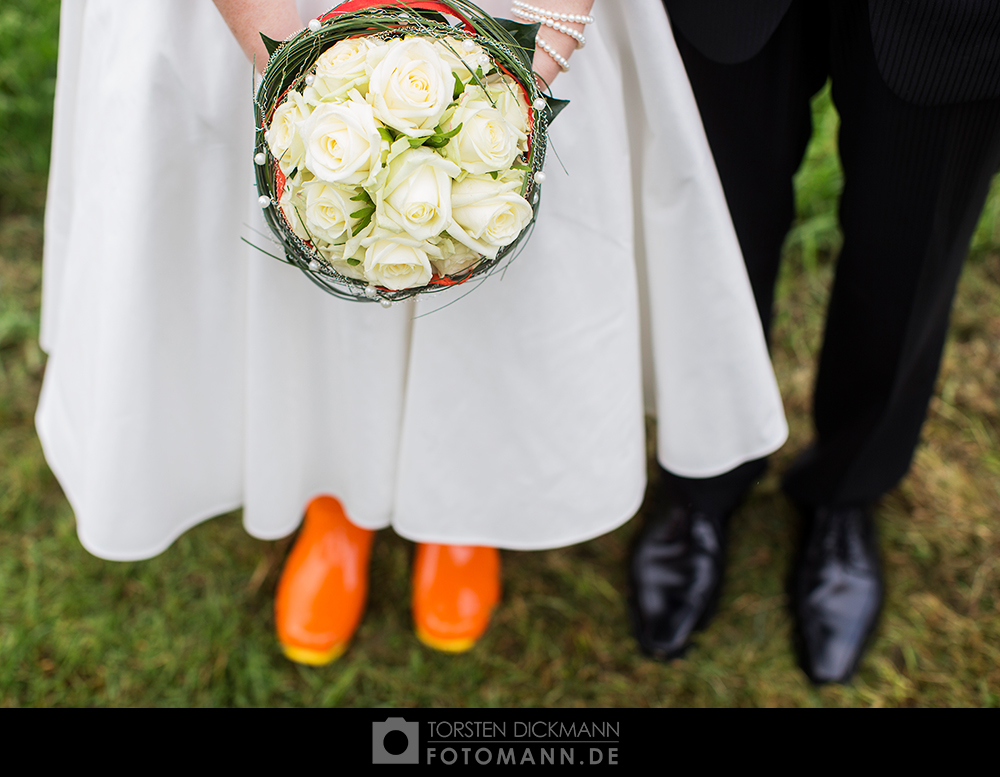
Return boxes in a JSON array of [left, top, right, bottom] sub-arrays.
[[279, 176, 310, 241], [266, 89, 311, 173], [306, 37, 388, 102], [376, 147, 460, 241], [318, 243, 367, 281], [434, 37, 487, 83], [303, 180, 365, 244], [443, 87, 519, 175], [300, 93, 385, 186], [430, 236, 482, 277], [363, 234, 433, 290], [368, 37, 454, 137], [485, 74, 530, 152], [448, 173, 533, 259]]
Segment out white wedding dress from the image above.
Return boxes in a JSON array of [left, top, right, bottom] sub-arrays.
[[38, 0, 787, 561]]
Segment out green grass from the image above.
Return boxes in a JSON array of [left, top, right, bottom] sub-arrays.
[[0, 0, 58, 214], [1, 10, 999, 707]]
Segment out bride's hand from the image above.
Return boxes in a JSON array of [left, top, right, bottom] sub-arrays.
[[213, 0, 304, 73]]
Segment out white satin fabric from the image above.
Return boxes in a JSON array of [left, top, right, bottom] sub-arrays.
[[37, 0, 787, 561]]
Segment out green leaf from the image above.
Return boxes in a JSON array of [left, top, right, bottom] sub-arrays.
[[260, 34, 283, 57], [453, 71, 466, 101], [419, 122, 462, 149], [489, 171, 499, 180], [512, 163, 531, 171], [352, 202, 374, 232], [494, 19, 540, 66], [439, 122, 462, 140], [424, 136, 450, 149], [346, 258, 362, 267], [408, 136, 430, 149], [350, 190, 371, 203], [543, 96, 571, 123], [378, 127, 395, 145]]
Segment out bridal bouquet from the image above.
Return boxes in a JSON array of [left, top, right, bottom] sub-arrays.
[[253, 0, 565, 305]]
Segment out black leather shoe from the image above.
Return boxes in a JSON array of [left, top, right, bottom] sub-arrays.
[[791, 504, 883, 685], [628, 497, 729, 660]]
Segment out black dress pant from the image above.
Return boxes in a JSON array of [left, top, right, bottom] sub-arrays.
[[663, 0, 1000, 512]]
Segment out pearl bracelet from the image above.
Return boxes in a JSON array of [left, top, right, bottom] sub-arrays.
[[512, 1, 595, 25], [512, 7, 586, 49], [534, 34, 570, 72]]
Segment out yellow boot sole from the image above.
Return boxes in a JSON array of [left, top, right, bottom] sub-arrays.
[[280, 641, 348, 666], [415, 626, 477, 654]]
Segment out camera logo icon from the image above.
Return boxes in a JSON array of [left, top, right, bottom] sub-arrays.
[[372, 718, 420, 764]]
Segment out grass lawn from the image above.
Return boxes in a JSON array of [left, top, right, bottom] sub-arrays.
[[1, 5, 998, 707]]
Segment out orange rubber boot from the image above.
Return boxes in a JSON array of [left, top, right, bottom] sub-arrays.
[[412, 544, 500, 653], [275, 496, 375, 665]]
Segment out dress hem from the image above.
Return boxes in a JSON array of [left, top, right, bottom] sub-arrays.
[[657, 420, 789, 479], [389, 477, 648, 551]]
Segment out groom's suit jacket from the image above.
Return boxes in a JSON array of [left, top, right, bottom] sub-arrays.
[[663, 0, 1000, 106]]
